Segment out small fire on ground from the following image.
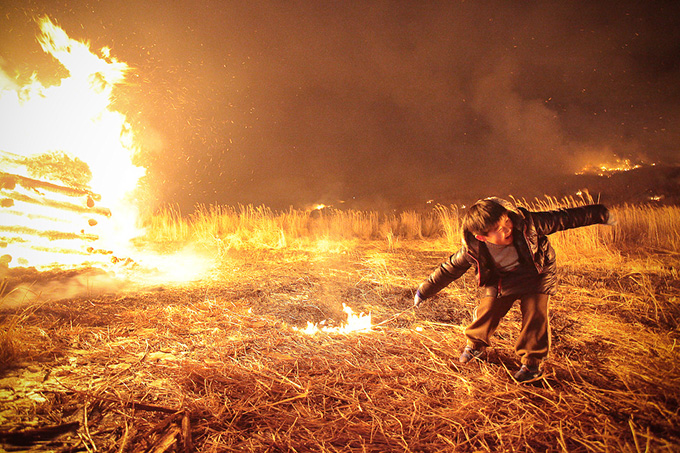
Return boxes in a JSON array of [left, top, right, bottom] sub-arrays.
[[294, 304, 372, 335]]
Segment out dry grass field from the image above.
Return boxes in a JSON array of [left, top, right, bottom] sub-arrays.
[[1, 195, 679, 452]]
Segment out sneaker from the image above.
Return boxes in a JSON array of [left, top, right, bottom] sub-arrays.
[[459, 345, 485, 363], [514, 364, 543, 383]]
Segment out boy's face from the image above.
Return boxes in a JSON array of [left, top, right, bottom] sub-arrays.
[[475, 214, 514, 246]]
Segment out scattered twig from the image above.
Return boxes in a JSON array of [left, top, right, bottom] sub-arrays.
[[373, 307, 414, 328], [82, 399, 97, 452], [0, 422, 80, 446], [181, 411, 194, 453], [116, 420, 130, 453], [55, 378, 178, 414], [149, 425, 181, 453]]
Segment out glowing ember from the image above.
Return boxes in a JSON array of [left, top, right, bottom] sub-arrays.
[[295, 304, 372, 335]]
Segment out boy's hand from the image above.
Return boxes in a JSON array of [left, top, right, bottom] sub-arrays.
[[606, 211, 618, 226], [413, 290, 425, 308]]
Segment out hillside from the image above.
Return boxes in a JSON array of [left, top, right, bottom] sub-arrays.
[[557, 164, 680, 205]]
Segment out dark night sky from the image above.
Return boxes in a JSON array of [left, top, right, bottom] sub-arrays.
[[1, 1, 679, 212]]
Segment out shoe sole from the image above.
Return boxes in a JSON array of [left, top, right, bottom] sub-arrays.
[[514, 372, 544, 384], [459, 349, 485, 364]]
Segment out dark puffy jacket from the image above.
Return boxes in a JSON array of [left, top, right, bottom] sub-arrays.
[[418, 198, 610, 299]]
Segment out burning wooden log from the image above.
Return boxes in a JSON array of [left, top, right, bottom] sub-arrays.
[[0, 150, 113, 267], [3, 190, 111, 217], [0, 422, 80, 447], [0, 18, 147, 270], [0, 168, 101, 202], [0, 149, 92, 188]]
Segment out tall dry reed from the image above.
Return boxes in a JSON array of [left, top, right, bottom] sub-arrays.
[[140, 196, 680, 258]]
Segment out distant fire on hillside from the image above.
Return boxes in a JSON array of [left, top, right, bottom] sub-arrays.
[[576, 158, 654, 178]]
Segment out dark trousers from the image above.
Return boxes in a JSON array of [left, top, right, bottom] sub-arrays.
[[464, 293, 550, 366]]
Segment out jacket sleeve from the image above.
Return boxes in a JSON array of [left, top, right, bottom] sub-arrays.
[[524, 204, 610, 236], [417, 247, 472, 299]]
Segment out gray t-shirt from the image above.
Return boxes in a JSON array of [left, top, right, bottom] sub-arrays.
[[485, 242, 520, 273]]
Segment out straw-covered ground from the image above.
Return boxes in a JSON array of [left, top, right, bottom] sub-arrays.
[[1, 237, 679, 452]]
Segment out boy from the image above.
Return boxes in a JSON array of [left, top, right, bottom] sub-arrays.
[[413, 197, 614, 382]]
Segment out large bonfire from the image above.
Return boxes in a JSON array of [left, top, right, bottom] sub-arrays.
[[0, 18, 216, 299], [0, 17, 144, 269]]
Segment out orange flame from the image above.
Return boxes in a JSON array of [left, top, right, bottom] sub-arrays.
[[0, 17, 144, 268], [575, 158, 650, 177], [295, 304, 372, 335], [0, 17, 216, 283]]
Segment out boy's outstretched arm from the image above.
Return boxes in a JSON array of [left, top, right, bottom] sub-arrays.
[[524, 204, 611, 236], [414, 247, 471, 307]]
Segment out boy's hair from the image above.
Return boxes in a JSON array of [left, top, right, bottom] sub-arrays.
[[462, 199, 509, 235]]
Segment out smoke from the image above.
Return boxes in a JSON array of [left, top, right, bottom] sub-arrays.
[[1, 1, 679, 210], [0, 242, 217, 309], [470, 56, 571, 177], [0, 268, 128, 309]]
